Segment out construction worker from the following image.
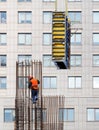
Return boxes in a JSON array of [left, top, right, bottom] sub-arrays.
[[28, 76, 40, 103]]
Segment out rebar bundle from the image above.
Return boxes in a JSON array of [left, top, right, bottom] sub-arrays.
[[15, 60, 42, 130], [42, 96, 65, 130], [15, 60, 64, 130]]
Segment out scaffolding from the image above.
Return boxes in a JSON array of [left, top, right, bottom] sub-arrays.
[[15, 60, 64, 130]]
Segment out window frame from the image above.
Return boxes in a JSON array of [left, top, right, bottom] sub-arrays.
[[0, 77, 7, 89], [18, 76, 28, 89], [43, 11, 52, 24], [18, 33, 32, 45], [93, 33, 99, 45], [18, 55, 32, 63], [0, 55, 7, 66], [68, 11, 82, 24], [0, 11, 6, 24], [0, 33, 7, 45], [93, 11, 99, 23], [43, 33, 52, 45], [93, 54, 99, 66], [87, 108, 99, 121], [43, 76, 57, 89], [4, 108, 15, 122], [93, 76, 99, 88], [71, 33, 82, 45], [70, 55, 82, 67], [68, 76, 82, 88], [59, 108, 75, 122], [43, 55, 55, 67], [18, 11, 32, 24]]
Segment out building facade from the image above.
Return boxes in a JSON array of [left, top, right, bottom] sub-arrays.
[[0, 0, 99, 130]]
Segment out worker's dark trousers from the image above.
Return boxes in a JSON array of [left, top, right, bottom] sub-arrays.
[[31, 89, 39, 102]]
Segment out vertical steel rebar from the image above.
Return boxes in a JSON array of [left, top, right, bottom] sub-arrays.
[[42, 96, 65, 130], [15, 60, 42, 130], [15, 61, 65, 130]]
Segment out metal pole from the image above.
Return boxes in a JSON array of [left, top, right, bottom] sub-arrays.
[[35, 104, 37, 130], [55, 0, 57, 11], [65, 0, 68, 17]]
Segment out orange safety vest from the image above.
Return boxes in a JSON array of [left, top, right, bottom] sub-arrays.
[[30, 78, 39, 90]]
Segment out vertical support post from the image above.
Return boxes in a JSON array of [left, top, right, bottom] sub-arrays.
[[35, 104, 37, 130], [55, 0, 57, 11], [40, 61, 43, 130], [65, 0, 68, 17]]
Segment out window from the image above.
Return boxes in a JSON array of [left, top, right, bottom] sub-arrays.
[[0, 55, 6, 66], [0, 77, 6, 88], [93, 55, 99, 66], [0, 11, 6, 23], [93, 33, 99, 45], [18, 0, 31, 2], [0, 33, 7, 45], [93, 12, 99, 23], [43, 33, 52, 45], [71, 33, 81, 45], [87, 108, 99, 121], [59, 108, 74, 121], [18, 11, 32, 24], [93, 77, 99, 88], [18, 55, 32, 63], [68, 76, 81, 88], [43, 76, 57, 88], [71, 55, 82, 66], [4, 109, 15, 122], [18, 76, 28, 88], [68, 11, 81, 23], [43, 55, 55, 67], [43, 12, 52, 24], [18, 33, 32, 45]]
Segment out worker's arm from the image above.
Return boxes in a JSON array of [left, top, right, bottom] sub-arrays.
[[28, 81, 32, 89], [37, 80, 40, 84]]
